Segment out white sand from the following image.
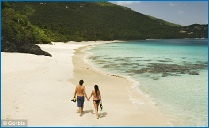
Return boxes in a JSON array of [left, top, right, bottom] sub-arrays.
[[2, 41, 173, 126]]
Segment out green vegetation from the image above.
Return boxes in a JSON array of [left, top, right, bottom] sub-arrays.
[[146, 15, 181, 27], [2, 2, 208, 55], [2, 2, 52, 56]]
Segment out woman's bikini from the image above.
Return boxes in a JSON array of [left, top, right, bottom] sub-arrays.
[[93, 99, 100, 104], [93, 90, 100, 104]]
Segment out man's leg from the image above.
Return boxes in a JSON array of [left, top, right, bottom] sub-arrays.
[[81, 102, 84, 113], [79, 107, 82, 116]]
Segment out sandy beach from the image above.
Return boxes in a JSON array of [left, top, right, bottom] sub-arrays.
[[2, 41, 173, 126]]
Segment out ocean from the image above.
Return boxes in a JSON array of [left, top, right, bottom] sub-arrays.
[[87, 39, 208, 126]]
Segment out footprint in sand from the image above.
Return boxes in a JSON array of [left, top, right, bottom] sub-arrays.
[[14, 106, 20, 112], [12, 99, 20, 112], [6, 115, 12, 120]]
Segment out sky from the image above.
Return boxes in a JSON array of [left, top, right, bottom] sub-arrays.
[[110, 1, 208, 26]]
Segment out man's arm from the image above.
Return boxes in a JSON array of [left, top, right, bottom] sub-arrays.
[[73, 86, 77, 98]]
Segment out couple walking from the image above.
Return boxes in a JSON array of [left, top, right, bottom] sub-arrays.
[[73, 80, 102, 119]]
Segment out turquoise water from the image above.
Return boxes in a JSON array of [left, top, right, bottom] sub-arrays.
[[87, 39, 208, 126]]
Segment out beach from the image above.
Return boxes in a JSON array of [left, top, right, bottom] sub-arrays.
[[2, 41, 173, 126]]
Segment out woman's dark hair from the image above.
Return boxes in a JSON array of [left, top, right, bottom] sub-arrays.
[[79, 80, 84, 85], [94, 85, 99, 97]]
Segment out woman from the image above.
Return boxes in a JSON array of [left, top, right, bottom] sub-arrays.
[[88, 85, 102, 119]]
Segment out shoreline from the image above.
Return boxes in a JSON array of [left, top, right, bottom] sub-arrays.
[[70, 41, 173, 126], [80, 40, 208, 126], [2, 41, 173, 126]]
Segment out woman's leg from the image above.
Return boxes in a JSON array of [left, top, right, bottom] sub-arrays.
[[93, 102, 99, 119], [96, 103, 99, 118]]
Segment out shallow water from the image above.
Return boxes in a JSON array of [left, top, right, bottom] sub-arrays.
[[87, 39, 208, 126]]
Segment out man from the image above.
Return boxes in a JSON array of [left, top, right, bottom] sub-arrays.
[[73, 80, 89, 116]]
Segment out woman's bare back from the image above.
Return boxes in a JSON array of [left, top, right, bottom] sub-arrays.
[[91, 90, 101, 100]]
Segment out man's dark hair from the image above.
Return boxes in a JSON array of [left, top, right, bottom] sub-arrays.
[[79, 80, 84, 85]]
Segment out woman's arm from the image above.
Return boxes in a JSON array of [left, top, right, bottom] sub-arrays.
[[88, 91, 93, 100], [83, 86, 89, 101], [99, 91, 102, 103]]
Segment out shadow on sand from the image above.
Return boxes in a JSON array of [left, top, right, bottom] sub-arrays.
[[99, 112, 107, 118], [80, 109, 107, 118], [82, 109, 94, 116]]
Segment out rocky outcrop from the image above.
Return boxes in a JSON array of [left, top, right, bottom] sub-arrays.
[[18, 44, 52, 57], [2, 42, 52, 57]]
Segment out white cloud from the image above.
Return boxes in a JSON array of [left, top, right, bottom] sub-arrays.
[[203, 19, 208, 24], [169, 2, 177, 7], [178, 10, 184, 14], [113, 1, 141, 6]]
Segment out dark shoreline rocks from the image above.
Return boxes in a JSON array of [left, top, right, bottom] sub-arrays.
[[90, 55, 207, 80], [18, 44, 52, 57], [126, 62, 207, 80], [3, 43, 52, 57]]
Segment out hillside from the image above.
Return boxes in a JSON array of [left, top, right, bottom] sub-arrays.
[[2, 2, 52, 56], [2, 2, 208, 55]]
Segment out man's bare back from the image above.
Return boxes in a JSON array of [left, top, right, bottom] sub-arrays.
[[76, 85, 86, 96], [73, 80, 89, 116]]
